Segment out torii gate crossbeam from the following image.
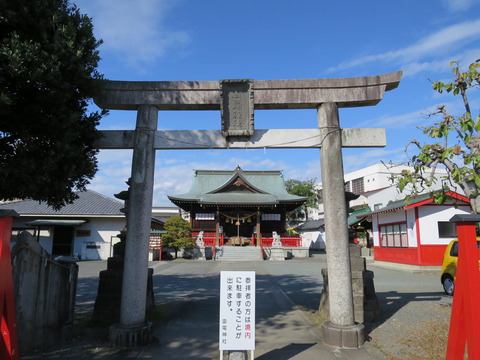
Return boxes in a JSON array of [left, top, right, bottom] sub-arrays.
[[93, 71, 402, 349]]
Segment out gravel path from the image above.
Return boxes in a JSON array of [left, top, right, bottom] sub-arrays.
[[365, 263, 452, 359]]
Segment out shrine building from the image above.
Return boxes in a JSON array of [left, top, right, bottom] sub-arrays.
[[168, 166, 307, 247]]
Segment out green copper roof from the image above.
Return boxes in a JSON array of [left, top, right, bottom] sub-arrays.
[[168, 167, 307, 207]]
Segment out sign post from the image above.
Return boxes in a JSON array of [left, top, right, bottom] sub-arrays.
[[219, 271, 255, 359]]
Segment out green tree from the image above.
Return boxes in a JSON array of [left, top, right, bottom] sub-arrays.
[[285, 178, 319, 223], [0, 0, 106, 209], [162, 216, 193, 259], [396, 60, 480, 213]]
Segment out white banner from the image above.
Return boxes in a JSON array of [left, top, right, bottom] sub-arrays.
[[219, 271, 256, 350]]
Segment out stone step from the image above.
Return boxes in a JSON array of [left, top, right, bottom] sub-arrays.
[[216, 246, 263, 261]]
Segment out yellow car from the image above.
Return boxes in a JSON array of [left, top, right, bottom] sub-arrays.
[[441, 238, 480, 295]]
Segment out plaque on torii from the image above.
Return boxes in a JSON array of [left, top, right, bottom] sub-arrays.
[[220, 79, 254, 138], [92, 71, 403, 350]]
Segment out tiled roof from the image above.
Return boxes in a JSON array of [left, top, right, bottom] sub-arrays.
[[348, 206, 371, 226], [0, 190, 124, 216], [169, 168, 307, 206], [356, 191, 469, 218], [296, 219, 325, 231]]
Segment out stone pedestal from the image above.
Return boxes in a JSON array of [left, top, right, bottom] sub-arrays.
[[319, 244, 379, 324], [93, 257, 156, 324], [109, 322, 153, 349], [269, 247, 285, 261], [221, 350, 252, 360], [322, 322, 365, 348], [350, 244, 379, 323], [192, 245, 206, 260]]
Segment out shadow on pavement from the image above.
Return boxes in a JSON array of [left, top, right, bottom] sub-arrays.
[[365, 290, 446, 334], [255, 343, 317, 360]]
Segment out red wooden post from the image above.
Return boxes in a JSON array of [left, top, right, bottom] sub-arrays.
[[0, 212, 19, 360], [445, 216, 480, 359]]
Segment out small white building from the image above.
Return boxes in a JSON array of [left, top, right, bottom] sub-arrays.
[[295, 219, 326, 250], [357, 191, 471, 266], [1, 190, 128, 260], [151, 206, 182, 222]]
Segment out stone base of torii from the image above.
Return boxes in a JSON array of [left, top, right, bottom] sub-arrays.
[[93, 72, 402, 349]]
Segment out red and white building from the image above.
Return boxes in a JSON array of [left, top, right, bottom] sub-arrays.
[[315, 163, 472, 266], [358, 191, 470, 266]]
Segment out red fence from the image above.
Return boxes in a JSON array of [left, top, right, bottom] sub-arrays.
[[260, 236, 302, 247], [191, 232, 224, 246], [191, 232, 302, 247]]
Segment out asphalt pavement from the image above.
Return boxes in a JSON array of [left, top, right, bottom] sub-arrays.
[[70, 253, 452, 360], [75, 255, 394, 360]]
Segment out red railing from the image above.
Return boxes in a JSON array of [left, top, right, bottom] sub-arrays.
[[191, 232, 224, 247], [203, 237, 216, 247], [191, 232, 301, 247], [281, 237, 303, 247], [260, 236, 302, 247], [261, 238, 273, 247]]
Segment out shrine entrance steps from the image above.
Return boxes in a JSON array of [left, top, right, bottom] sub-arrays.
[[216, 246, 263, 261]]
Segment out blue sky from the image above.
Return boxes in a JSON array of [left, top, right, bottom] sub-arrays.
[[75, 0, 480, 206]]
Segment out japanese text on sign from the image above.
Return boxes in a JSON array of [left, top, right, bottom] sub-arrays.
[[219, 271, 256, 350]]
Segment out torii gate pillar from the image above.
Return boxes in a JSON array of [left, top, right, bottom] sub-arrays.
[[319, 103, 365, 347], [109, 105, 158, 347]]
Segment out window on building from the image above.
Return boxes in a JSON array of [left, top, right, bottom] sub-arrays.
[[438, 221, 457, 238], [351, 177, 364, 194], [262, 213, 281, 221], [380, 223, 408, 247], [374, 203, 382, 211], [344, 181, 351, 192], [195, 213, 215, 220]]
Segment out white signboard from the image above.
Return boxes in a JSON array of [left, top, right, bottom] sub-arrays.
[[219, 271, 256, 350]]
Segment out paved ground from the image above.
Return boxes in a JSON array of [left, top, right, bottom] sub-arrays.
[[22, 253, 452, 359]]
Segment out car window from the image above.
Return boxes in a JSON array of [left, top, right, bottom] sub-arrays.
[[451, 242, 458, 257], [450, 241, 480, 257]]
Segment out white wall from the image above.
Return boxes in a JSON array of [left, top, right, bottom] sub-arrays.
[[344, 163, 408, 192], [364, 186, 404, 210], [299, 229, 326, 250], [416, 204, 470, 246], [371, 203, 471, 248], [11, 217, 124, 260], [74, 218, 125, 260]]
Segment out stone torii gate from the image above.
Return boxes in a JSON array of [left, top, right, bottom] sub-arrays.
[[93, 72, 402, 349]]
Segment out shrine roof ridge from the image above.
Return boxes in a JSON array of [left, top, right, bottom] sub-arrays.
[[193, 169, 283, 175], [168, 167, 307, 207]]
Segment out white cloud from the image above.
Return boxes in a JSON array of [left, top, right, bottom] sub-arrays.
[[357, 109, 432, 129], [343, 148, 406, 174], [327, 19, 480, 74], [442, 0, 476, 12], [356, 96, 474, 130], [76, 0, 190, 69]]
